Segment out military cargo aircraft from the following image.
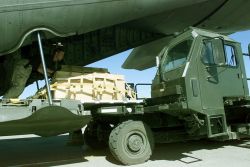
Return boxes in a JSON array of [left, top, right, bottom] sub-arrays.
[[1, 0, 250, 96]]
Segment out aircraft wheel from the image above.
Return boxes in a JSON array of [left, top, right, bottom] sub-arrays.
[[109, 120, 154, 165]]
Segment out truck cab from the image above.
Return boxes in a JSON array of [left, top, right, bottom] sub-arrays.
[[150, 27, 250, 138]]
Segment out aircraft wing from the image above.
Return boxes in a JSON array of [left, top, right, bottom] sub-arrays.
[[1, 0, 250, 66], [122, 37, 172, 70], [0, 0, 208, 56], [122, 0, 250, 70], [1, 0, 250, 95]]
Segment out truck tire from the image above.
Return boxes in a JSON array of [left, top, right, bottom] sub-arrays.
[[83, 121, 110, 149], [109, 120, 154, 165]]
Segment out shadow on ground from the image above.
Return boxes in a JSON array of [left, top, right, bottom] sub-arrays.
[[150, 139, 250, 163], [104, 139, 250, 165], [0, 135, 249, 166], [0, 135, 87, 167]]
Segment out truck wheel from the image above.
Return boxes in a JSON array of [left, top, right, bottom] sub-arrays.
[[84, 121, 111, 149], [109, 120, 154, 165]]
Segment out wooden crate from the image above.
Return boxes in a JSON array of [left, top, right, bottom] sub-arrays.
[[51, 72, 134, 101], [32, 66, 136, 101]]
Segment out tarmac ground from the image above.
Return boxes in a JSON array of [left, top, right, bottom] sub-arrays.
[[0, 134, 250, 167]]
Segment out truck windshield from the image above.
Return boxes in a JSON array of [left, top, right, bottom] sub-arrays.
[[162, 39, 193, 72]]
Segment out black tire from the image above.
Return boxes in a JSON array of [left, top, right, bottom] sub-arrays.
[[109, 120, 154, 165], [84, 121, 111, 149], [67, 129, 84, 146]]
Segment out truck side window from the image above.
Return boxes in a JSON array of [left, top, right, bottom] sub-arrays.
[[224, 45, 237, 67], [163, 39, 193, 72], [202, 41, 215, 64], [202, 40, 236, 67]]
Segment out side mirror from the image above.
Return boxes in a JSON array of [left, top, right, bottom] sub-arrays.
[[211, 38, 226, 66], [156, 56, 160, 68]]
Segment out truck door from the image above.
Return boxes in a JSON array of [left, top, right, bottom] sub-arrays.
[[197, 38, 245, 111]]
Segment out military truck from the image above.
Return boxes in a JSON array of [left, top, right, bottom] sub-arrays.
[[82, 27, 250, 165], [0, 27, 250, 165]]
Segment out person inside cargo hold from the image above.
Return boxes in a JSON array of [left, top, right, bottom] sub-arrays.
[[3, 42, 65, 98]]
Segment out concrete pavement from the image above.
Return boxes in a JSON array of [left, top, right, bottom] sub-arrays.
[[0, 135, 250, 167]]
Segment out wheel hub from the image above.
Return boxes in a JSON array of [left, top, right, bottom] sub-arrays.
[[127, 134, 143, 152]]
